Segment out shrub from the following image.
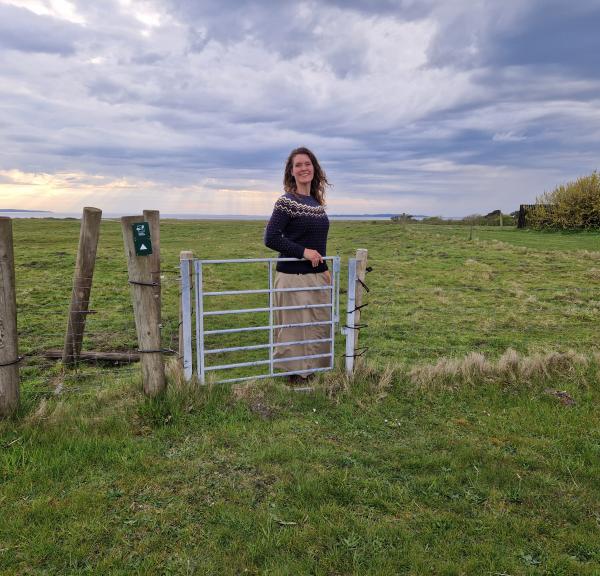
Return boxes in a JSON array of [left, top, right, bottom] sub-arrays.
[[528, 172, 600, 230], [390, 213, 415, 223], [420, 216, 446, 225]]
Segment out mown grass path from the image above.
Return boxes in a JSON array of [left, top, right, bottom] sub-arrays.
[[1, 220, 599, 574]]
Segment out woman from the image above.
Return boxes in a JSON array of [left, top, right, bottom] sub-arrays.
[[264, 147, 332, 382]]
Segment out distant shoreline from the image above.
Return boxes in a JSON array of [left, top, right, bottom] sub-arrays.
[[0, 208, 436, 221], [0, 210, 465, 221], [0, 209, 52, 213], [0, 210, 401, 221]]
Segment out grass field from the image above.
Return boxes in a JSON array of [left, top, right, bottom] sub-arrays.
[[1, 219, 600, 575]]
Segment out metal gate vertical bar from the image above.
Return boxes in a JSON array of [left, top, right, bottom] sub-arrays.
[[268, 261, 274, 376], [329, 274, 335, 369], [332, 257, 340, 368], [180, 259, 193, 381], [335, 257, 341, 323], [345, 258, 357, 374], [194, 260, 205, 384], [329, 257, 339, 369]]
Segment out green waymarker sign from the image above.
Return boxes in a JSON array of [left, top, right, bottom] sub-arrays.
[[132, 222, 153, 256]]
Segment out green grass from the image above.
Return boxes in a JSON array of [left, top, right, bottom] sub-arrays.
[[2, 220, 600, 574]]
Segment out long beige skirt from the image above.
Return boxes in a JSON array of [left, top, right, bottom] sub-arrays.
[[273, 271, 332, 376]]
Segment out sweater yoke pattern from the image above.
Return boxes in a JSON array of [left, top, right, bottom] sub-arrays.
[[274, 195, 328, 218]]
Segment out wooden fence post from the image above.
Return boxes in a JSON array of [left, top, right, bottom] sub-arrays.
[[121, 215, 165, 397], [179, 250, 194, 368], [353, 249, 368, 364], [143, 210, 161, 321], [0, 217, 19, 417], [62, 207, 102, 365]]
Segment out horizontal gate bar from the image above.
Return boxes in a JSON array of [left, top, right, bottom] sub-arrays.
[[204, 320, 332, 336], [205, 352, 332, 372], [205, 337, 333, 355], [203, 286, 333, 296], [215, 366, 331, 385], [198, 256, 338, 264], [203, 303, 332, 317]]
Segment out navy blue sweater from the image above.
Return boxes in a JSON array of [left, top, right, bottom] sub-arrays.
[[264, 193, 330, 273]]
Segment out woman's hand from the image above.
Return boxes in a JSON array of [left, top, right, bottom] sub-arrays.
[[303, 248, 323, 267]]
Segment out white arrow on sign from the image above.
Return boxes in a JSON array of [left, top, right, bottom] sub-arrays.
[[139, 243, 148, 251]]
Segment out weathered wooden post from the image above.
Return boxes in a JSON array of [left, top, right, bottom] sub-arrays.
[[143, 210, 161, 320], [179, 251, 194, 378], [353, 248, 369, 364], [0, 217, 20, 417], [121, 215, 165, 397], [62, 207, 102, 365]]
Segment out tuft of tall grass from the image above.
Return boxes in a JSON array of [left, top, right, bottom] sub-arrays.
[[409, 348, 592, 390]]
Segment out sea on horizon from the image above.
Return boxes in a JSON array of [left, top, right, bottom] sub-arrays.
[[0, 211, 395, 221]]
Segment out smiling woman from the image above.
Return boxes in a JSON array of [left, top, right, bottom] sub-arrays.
[[264, 147, 332, 383]]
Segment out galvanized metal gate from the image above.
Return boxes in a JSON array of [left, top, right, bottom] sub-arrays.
[[180, 256, 348, 384]]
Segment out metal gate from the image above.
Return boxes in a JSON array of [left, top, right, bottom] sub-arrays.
[[180, 256, 342, 384]]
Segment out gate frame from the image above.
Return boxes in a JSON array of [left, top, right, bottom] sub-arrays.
[[182, 256, 341, 384]]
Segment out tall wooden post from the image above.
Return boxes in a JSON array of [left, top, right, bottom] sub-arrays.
[[121, 215, 165, 397], [0, 218, 19, 417], [179, 250, 194, 367], [353, 249, 369, 363], [143, 210, 161, 321], [62, 207, 102, 365]]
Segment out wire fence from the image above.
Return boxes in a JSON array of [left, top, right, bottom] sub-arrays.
[[16, 265, 184, 396], [14, 243, 600, 398]]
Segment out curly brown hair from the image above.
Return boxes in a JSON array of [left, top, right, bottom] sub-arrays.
[[283, 147, 330, 206]]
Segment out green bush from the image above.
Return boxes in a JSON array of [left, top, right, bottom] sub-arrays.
[[419, 216, 446, 225], [529, 172, 600, 230]]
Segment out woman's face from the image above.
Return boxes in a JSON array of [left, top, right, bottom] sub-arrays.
[[291, 153, 314, 186]]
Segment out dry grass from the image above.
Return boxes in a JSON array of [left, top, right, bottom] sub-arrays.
[[576, 249, 600, 261], [464, 258, 493, 281], [165, 357, 189, 389], [231, 379, 290, 419], [321, 360, 398, 402], [409, 348, 591, 389], [585, 267, 600, 280]]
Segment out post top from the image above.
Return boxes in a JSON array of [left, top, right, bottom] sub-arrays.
[[121, 215, 145, 223]]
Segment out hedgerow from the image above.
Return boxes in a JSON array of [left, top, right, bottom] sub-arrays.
[[529, 171, 600, 230]]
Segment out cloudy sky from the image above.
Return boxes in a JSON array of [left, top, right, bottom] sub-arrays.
[[1, 0, 599, 216]]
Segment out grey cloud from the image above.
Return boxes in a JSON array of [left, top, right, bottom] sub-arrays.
[[130, 52, 166, 65], [171, 0, 373, 77], [86, 78, 139, 105], [488, 2, 600, 76], [426, 0, 600, 77], [0, 4, 82, 55]]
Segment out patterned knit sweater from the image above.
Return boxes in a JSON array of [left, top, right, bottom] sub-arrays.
[[264, 192, 330, 273]]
